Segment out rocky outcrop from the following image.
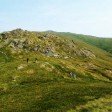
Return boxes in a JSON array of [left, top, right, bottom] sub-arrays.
[[0, 29, 96, 59], [74, 48, 96, 58]]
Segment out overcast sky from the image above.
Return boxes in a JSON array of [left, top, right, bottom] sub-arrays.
[[0, 0, 112, 37]]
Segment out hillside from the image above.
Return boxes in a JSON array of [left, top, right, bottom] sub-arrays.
[[55, 32, 112, 54], [0, 29, 112, 112]]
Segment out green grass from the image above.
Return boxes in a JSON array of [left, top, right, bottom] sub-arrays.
[[0, 29, 112, 112], [0, 53, 112, 112], [0, 76, 112, 112], [68, 95, 112, 112], [55, 32, 112, 54]]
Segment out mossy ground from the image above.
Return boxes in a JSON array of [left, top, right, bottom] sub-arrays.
[[0, 29, 112, 112], [0, 53, 112, 112]]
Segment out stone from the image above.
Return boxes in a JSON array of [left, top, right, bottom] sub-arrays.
[[69, 72, 76, 78], [1, 33, 8, 39], [26, 69, 35, 75], [64, 56, 69, 59], [53, 54, 60, 58], [82, 49, 95, 58], [40, 62, 54, 72], [17, 64, 27, 70], [33, 45, 40, 51], [76, 48, 96, 58]]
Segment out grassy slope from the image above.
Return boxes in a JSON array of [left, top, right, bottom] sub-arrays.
[[0, 29, 112, 112], [0, 53, 112, 112], [55, 32, 112, 54]]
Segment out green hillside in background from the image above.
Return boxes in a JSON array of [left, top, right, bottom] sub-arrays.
[[55, 32, 112, 54]]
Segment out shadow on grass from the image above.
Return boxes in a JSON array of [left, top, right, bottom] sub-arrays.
[[32, 82, 112, 112]]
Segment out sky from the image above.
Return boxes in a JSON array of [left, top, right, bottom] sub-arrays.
[[0, 0, 112, 37]]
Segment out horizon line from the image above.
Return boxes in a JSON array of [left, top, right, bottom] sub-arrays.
[[0, 28, 112, 39]]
